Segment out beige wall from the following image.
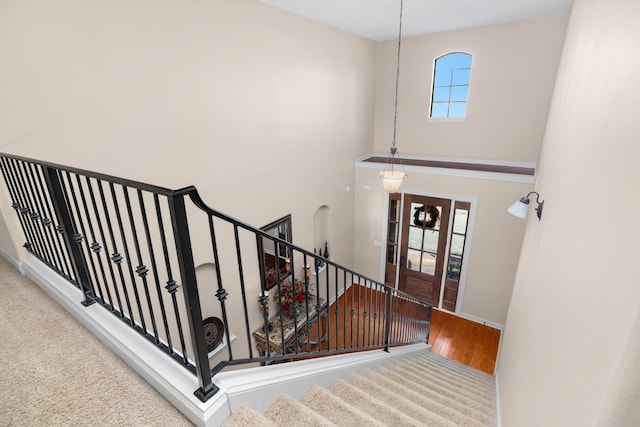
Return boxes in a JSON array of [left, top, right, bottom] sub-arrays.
[[374, 14, 567, 162], [0, 0, 375, 266], [354, 166, 532, 326], [498, 0, 640, 425], [356, 15, 568, 326], [0, 0, 375, 362]]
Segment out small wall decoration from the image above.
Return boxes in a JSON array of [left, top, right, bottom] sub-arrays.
[[203, 317, 224, 352], [413, 205, 440, 228]]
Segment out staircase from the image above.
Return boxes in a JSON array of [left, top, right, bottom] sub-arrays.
[[221, 351, 496, 427]]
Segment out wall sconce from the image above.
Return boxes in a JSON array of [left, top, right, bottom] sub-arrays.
[[508, 191, 544, 220], [303, 265, 311, 279], [285, 258, 291, 273]]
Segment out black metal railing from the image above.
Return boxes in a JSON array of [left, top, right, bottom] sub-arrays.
[[0, 153, 432, 402]]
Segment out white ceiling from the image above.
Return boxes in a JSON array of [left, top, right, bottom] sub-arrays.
[[260, 0, 573, 41]]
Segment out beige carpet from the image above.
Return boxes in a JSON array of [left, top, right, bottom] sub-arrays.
[[0, 256, 193, 426], [222, 351, 497, 427]]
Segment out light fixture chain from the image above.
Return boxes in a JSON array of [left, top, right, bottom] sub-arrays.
[[392, 0, 404, 147]]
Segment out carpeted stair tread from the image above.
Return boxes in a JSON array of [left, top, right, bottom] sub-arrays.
[[384, 366, 494, 408], [221, 405, 276, 427], [399, 360, 495, 398], [411, 353, 495, 387], [405, 354, 495, 388], [374, 366, 495, 421], [301, 384, 386, 427], [348, 374, 460, 427], [264, 394, 336, 427], [366, 369, 492, 426], [220, 350, 497, 427], [401, 358, 495, 394], [328, 378, 425, 426], [379, 367, 495, 414]]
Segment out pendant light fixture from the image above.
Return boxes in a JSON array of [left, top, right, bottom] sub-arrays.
[[380, 0, 408, 193]]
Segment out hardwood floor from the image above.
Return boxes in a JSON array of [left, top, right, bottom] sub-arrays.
[[429, 308, 501, 375], [304, 285, 501, 375]]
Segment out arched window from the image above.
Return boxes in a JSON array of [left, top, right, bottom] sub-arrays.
[[430, 52, 472, 118]]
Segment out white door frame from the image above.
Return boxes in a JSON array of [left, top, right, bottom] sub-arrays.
[[380, 189, 477, 314]]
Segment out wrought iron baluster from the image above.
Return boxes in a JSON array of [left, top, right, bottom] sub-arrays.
[[233, 224, 251, 361], [113, 184, 146, 331], [29, 163, 69, 278], [71, 173, 106, 303], [155, 194, 186, 362], [207, 214, 231, 362], [0, 158, 35, 260], [9, 159, 47, 262], [138, 190, 169, 346], [84, 176, 115, 310], [42, 165, 94, 303], [168, 190, 217, 402], [19, 160, 56, 268], [98, 180, 131, 319]]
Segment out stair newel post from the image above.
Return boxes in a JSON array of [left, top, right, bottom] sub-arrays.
[[383, 287, 393, 352], [42, 165, 96, 306], [168, 189, 218, 402]]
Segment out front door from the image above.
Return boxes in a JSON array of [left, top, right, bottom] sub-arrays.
[[398, 195, 451, 305]]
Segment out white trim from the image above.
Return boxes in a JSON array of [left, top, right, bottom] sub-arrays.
[[495, 372, 503, 427], [454, 197, 477, 314], [452, 309, 504, 331], [0, 247, 22, 274], [379, 195, 390, 283], [390, 189, 478, 315], [356, 153, 536, 184], [427, 117, 466, 123], [438, 203, 455, 309]]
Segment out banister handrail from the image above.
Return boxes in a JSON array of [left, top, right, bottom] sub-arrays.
[[0, 152, 433, 404], [184, 185, 426, 306]]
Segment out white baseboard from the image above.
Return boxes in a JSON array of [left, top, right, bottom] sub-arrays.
[[0, 247, 23, 274], [454, 310, 504, 331], [495, 372, 502, 427]]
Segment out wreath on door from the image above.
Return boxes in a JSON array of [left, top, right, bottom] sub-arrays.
[[413, 205, 439, 228]]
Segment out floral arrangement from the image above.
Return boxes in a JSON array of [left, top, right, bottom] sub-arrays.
[[278, 279, 308, 315]]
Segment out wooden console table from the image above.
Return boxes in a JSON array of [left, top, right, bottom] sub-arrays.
[[253, 296, 327, 359]]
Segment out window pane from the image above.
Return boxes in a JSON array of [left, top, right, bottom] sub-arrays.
[[450, 85, 469, 102], [453, 209, 469, 234], [436, 55, 454, 71], [407, 249, 421, 271], [388, 223, 398, 243], [386, 244, 396, 264], [422, 229, 439, 253], [390, 199, 399, 221], [434, 70, 452, 86], [408, 226, 423, 250], [452, 69, 471, 85], [432, 86, 450, 102], [449, 102, 467, 117], [453, 53, 472, 69], [421, 252, 436, 275], [431, 102, 449, 117], [450, 234, 465, 256], [447, 256, 462, 281]]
